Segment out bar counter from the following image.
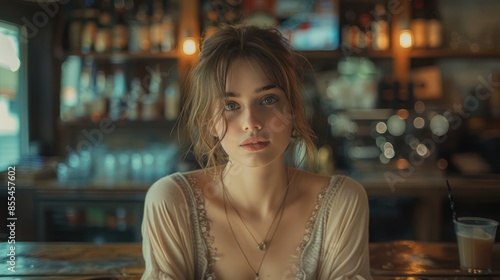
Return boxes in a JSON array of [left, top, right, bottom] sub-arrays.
[[12, 172, 500, 242], [1, 241, 499, 279]]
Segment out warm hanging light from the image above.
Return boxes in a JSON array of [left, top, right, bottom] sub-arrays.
[[399, 30, 413, 48], [182, 37, 197, 55]]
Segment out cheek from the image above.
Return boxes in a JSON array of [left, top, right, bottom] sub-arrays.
[[266, 108, 293, 135]]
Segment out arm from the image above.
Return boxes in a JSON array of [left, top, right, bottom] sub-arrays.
[[318, 176, 372, 280], [141, 176, 195, 280]]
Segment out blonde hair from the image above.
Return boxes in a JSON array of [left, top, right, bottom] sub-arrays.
[[181, 24, 317, 174]]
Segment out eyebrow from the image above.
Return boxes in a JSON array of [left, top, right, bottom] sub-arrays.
[[225, 84, 278, 97]]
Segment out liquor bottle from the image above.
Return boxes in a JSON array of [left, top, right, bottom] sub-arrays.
[[341, 9, 353, 48], [150, 0, 163, 53], [128, 4, 151, 52], [142, 71, 161, 120], [360, 12, 373, 50], [411, 0, 426, 48], [426, 0, 442, 48], [91, 70, 108, 121], [161, 0, 176, 52], [79, 59, 96, 118], [347, 10, 359, 49], [60, 56, 82, 121], [112, 0, 129, 52], [164, 79, 180, 120], [358, 12, 372, 50], [95, 0, 113, 53], [109, 67, 127, 121], [81, 3, 98, 54], [128, 9, 141, 52], [68, 2, 84, 52], [137, 4, 151, 52], [372, 4, 389, 51], [127, 78, 144, 121]]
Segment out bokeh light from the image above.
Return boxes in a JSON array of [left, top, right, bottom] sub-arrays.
[[438, 158, 448, 169], [376, 122, 387, 134], [413, 117, 425, 129], [396, 158, 409, 169], [414, 101, 426, 114], [430, 115, 449, 136], [397, 109, 409, 119], [387, 115, 406, 136]]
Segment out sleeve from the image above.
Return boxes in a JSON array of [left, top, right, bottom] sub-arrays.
[[317, 176, 373, 280], [141, 175, 195, 280]]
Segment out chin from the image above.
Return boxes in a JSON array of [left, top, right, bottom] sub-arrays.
[[237, 154, 284, 169]]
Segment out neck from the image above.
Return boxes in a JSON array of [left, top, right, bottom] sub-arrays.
[[221, 162, 291, 219]]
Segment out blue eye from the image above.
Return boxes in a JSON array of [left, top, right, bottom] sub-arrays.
[[262, 96, 278, 105], [225, 102, 238, 111]]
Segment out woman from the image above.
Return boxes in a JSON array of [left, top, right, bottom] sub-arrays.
[[141, 24, 372, 280]]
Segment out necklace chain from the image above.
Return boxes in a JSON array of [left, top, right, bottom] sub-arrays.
[[222, 174, 291, 279], [224, 184, 285, 251]]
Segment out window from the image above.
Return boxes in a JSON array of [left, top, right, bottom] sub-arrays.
[[0, 20, 28, 171]]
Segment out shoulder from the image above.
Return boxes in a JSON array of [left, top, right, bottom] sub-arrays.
[[144, 172, 191, 207], [329, 176, 369, 216], [292, 169, 362, 196], [145, 169, 214, 199], [292, 169, 368, 209], [289, 169, 332, 202], [292, 168, 331, 190], [335, 176, 368, 201]]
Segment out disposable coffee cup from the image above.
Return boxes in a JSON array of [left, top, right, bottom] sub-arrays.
[[454, 217, 498, 274]]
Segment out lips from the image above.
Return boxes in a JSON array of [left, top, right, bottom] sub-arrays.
[[240, 137, 270, 151]]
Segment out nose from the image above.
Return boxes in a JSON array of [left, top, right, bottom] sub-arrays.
[[242, 107, 262, 131]]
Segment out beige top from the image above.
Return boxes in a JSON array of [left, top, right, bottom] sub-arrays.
[[141, 172, 372, 280]]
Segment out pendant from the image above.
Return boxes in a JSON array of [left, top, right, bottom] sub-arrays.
[[257, 242, 267, 251], [255, 273, 259, 280]]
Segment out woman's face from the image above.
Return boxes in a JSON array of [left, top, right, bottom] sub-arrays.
[[214, 58, 293, 168]]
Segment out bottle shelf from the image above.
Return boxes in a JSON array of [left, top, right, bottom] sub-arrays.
[[300, 49, 393, 59], [59, 50, 179, 62], [303, 45, 500, 60], [410, 48, 500, 58], [58, 119, 178, 128]]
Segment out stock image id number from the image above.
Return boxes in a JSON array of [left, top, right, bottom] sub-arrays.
[[7, 166, 16, 217]]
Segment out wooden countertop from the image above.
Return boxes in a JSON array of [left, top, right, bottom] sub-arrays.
[[1, 242, 143, 278], [371, 240, 500, 276], [1, 241, 499, 279]]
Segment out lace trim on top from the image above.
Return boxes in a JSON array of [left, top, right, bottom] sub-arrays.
[[177, 173, 217, 280], [286, 182, 329, 279], [184, 173, 342, 280], [185, 175, 218, 280], [296, 176, 343, 279]]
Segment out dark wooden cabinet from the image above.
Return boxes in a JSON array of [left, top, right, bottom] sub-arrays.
[[36, 189, 145, 243]]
